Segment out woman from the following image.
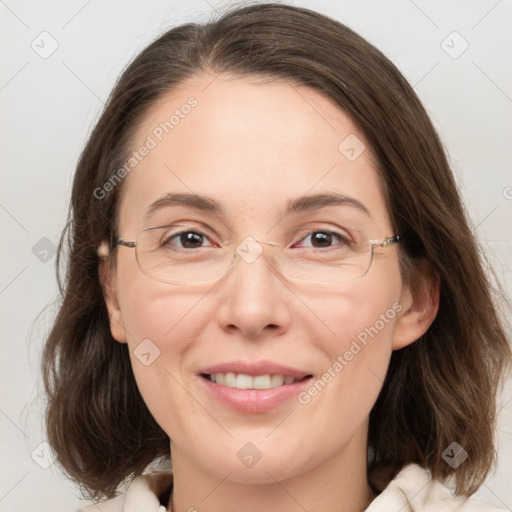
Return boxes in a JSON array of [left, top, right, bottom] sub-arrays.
[[42, 3, 511, 511]]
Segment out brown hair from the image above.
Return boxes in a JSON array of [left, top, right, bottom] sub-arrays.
[[42, 2, 511, 501]]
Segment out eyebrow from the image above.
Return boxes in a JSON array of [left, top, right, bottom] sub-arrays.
[[145, 192, 370, 218]]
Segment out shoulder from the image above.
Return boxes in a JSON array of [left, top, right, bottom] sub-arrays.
[[366, 464, 506, 511], [77, 471, 173, 512], [76, 465, 504, 512]]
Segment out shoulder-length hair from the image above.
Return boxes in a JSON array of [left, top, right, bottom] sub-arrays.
[[42, 2, 511, 500]]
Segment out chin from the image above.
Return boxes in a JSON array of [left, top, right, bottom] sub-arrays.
[[187, 438, 317, 484]]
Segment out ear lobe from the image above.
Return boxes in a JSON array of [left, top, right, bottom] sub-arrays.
[[392, 265, 440, 351], [99, 258, 128, 344]]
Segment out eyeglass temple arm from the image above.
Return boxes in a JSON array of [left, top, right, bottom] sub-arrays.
[[117, 239, 136, 248], [375, 234, 400, 247]]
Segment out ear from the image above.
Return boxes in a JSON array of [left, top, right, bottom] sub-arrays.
[[392, 262, 440, 350], [98, 242, 127, 344]]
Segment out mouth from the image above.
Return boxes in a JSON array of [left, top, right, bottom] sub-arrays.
[[200, 372, 311, 389], [197, 361, 313, 414]]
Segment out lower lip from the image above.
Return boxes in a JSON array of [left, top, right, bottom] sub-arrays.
[[199, 375, 311, 414]]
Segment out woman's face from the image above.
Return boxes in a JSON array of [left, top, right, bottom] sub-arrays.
[[106, 73, 413, 483]]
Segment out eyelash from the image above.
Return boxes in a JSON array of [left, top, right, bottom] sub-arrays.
[[161, 229, 351, 251]]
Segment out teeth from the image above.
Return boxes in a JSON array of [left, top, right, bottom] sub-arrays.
[[208, 373, 301, 389], [225, 372, 236, 387], [270, 375, 284, 387], [257, 374, 280, 389], [236, 374, 254, 389]]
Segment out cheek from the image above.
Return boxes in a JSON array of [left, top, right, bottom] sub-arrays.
[[331, 292, 399, 358], [305, 260, 402, 353], [298, 267, 402, 420], [119, 285, 210, 436], [117, 263, 205, 343]]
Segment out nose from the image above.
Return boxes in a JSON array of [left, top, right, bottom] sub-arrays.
[[214, 240, 292, 340]]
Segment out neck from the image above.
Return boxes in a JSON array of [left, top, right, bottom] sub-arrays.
[[169, 424, 374, 512]]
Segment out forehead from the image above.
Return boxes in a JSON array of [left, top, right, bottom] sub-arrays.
[[117, 73, 391, 235]]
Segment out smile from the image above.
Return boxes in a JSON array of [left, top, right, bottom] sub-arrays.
[[198, 361, 313, 413], [203, 373, 308, 389]]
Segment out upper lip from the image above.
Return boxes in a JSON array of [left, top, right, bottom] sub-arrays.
[[199, 360, 312, 379]]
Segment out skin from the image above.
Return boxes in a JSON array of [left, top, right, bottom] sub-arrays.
[[102, 73, 439, 512]]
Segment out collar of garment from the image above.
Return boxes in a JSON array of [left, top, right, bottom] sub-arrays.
[[79, 463, 504, 512]]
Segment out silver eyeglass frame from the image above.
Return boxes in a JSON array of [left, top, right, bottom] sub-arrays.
[[115, 232, 401, 285]]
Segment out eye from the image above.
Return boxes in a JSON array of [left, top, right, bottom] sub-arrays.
[[163, 230, 214, 250], [294, 230, 350, 249]]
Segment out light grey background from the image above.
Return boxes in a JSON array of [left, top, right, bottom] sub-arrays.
[[1, 0, 511, 510]]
